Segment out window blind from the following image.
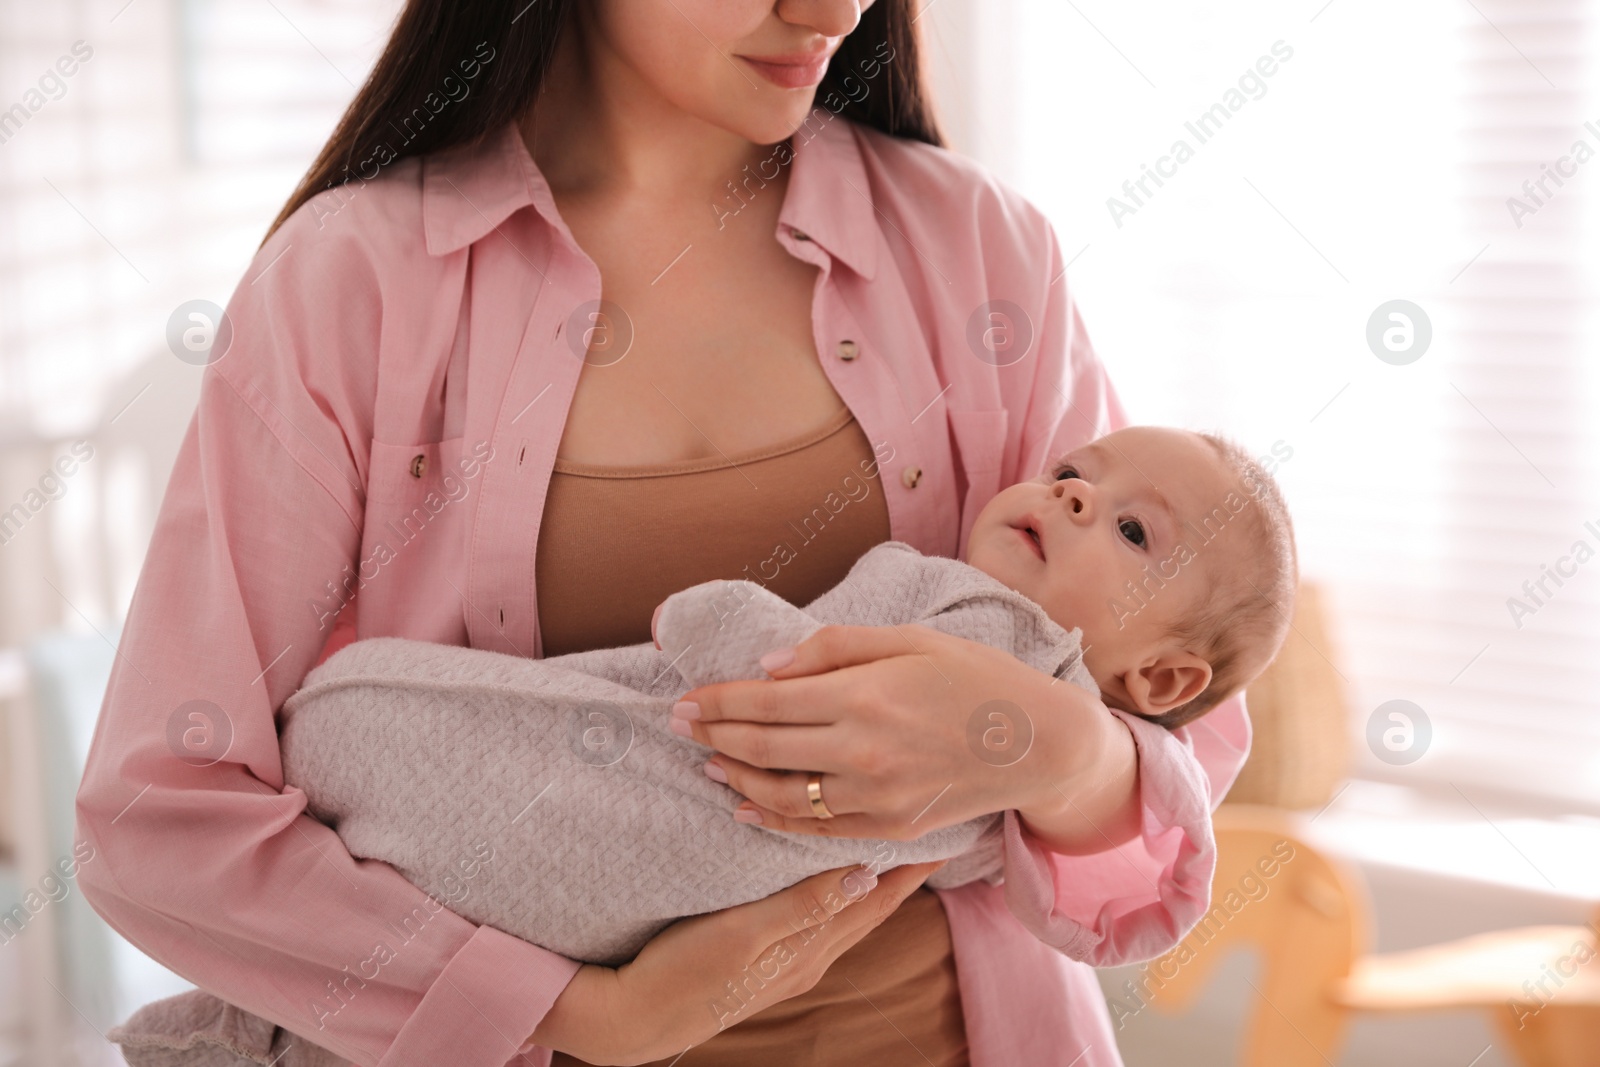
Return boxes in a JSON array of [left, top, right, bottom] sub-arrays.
[[1003, 0, 1600, 808], [0, 0, 396, 626], [0, 0, 394, 435]]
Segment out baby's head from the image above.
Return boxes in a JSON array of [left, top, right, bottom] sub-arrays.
[[967, 426, 1297, 729]]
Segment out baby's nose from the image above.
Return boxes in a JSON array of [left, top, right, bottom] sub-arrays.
[[1053, 481, 1091, 517]]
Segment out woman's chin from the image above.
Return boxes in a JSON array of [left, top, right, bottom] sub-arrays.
[[717, 99, 825, 148]]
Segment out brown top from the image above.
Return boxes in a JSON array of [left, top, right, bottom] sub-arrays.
[[537, 408, 968, 1065], [537, 405, 892, 656], [551, 887, 968, 1067]]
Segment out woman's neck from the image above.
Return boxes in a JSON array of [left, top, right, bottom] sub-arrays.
[[522, 12, 775, 205]]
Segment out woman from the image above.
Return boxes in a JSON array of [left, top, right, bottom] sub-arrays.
[[75, 1, 1250, 1064]]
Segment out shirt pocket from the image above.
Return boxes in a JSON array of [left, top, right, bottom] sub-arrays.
[[946, 407, 1009, 561]]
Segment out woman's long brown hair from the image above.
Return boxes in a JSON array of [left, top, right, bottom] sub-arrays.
[[262, 0, 943, 245]]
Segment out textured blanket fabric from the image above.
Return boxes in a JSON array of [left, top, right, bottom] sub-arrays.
[[109, 541, 1095, 1063]]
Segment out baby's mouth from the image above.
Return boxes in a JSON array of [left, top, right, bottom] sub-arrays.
[[1017, 524, 1045, 561]]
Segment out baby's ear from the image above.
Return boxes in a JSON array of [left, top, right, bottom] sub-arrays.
[[1125, 650, 1211, 718]]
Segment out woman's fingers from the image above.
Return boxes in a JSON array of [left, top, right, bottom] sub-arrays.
[[695, 863, 946, 1045], [704, 753, 860, 811], [758, 624, 938, 680], [706, 758, 906, 839], [677, 671, 848, 729], [603, 861, 946, 1062], [731, 801, 892, 838], [709, 751, 956, 841], [680, 718, 842, 772], [675, 624, 942, 730], [705, 759, 825, 813], [769, 861, 949, 984], [758, 861, 946, 975]]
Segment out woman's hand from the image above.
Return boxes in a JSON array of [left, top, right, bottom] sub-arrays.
[[531, 861, 946, 1065], [673, 624, 1142, 852]]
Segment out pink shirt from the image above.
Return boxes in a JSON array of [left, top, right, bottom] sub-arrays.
[[75, 113, 1250, 1067]]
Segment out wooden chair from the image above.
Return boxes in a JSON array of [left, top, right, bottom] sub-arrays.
[[1141, 804, 1600, 1066], [1335, 913, 1600, 1067], [1140, 804, 1366, 1065]]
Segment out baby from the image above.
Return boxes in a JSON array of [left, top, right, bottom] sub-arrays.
[[109, 426, 1296, 1065], [962, 424, 1297, 729]]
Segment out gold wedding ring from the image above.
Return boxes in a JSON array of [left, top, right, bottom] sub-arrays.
[[806, 772, 835, 819]]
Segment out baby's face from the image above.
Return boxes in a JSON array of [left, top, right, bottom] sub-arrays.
[[967, 427, 1245, 704]]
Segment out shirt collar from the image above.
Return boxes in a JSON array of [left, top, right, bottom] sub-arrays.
[[775, 112, 879, 281], [421, 111, 879, 280]]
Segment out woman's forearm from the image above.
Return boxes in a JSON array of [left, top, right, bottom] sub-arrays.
[[529, 966, 617, 1061], [1013, 684, 1142, 854]]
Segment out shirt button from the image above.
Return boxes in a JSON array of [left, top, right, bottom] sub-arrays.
[[901, 466, 922, 489], [836, 340, 859, 361], [410, 454, 428, 478]]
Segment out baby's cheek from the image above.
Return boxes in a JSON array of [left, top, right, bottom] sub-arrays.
[[1050, 579, 1107, 633]]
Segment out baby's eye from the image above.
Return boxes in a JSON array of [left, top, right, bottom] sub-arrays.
[[1119, 519, 1147, 548], [1053, 464, 1081, 482]]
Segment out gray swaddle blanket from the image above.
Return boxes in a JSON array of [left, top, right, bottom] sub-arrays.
[[109, 540, 1096, 1065]]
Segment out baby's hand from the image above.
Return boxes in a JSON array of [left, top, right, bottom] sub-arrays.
[[651, 601, 664, 650], [653, 580, 824, 688]]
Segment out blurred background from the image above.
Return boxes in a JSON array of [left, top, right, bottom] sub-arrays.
[[0, 0, 1597, 1065]]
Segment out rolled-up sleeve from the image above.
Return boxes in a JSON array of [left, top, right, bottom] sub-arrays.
[[999, 220, 1253, 966], [996, 704, 1243, 965], [72, 204, 581, 1067]]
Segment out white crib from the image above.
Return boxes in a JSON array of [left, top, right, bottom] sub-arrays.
[[0, 351, 203, 1067]]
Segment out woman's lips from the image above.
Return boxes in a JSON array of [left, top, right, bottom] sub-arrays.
[[739, 54, 830, 89]]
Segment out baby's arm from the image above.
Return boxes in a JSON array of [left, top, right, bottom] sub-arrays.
[[652, 579, 824, 688], [917, 592, 1092, 687]]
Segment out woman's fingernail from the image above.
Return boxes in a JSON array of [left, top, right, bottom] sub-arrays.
[[671, 700, 701, 720], [703, 761, 728, 784], [759, 647, 795, 672], [669, 717, 694, 738], [733, 806, 763, 824], [845, 865, 879, 895]]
